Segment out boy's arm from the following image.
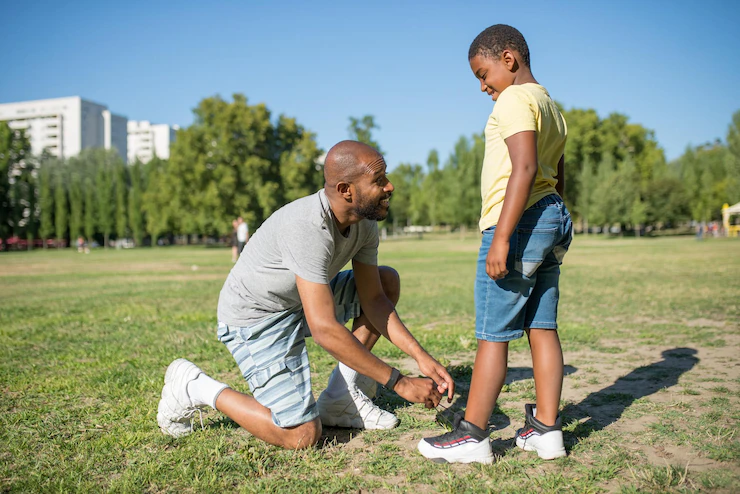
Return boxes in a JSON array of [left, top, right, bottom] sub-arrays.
[[487, 130, 538, 280], [556, 154, 565, 197]]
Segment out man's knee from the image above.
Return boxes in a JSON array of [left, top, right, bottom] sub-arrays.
[[283, 417, 322, 449], [378, 265, 400, 305]]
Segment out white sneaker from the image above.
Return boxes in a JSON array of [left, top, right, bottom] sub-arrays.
[[157, 359, 208, 438], [356, 373, 377, 399], [417, 414, 494, 464], [317, 387, 399, 430], [515, 404, 566, 460]]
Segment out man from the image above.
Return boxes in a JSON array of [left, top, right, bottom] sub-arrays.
[[236, 216, 249, 255], [157, 140, 455, 449]]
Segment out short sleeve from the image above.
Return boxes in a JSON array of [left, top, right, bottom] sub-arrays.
[[352, 221, 379, 266], [493, 87, 537, 139], [277, 220, 333, 284]]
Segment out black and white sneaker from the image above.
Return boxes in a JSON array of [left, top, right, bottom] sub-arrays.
[[417, 414, 494, 464], [515, 404, 566, 460]]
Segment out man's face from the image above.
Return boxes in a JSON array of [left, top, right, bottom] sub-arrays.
[[353, 154, 394, 221], [469, 53, 512, 101]]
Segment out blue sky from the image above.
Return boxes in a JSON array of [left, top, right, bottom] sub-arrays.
[[2, 0, 739, 168]]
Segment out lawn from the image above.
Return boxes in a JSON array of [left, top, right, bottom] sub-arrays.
[[1, 235, 739, 493]]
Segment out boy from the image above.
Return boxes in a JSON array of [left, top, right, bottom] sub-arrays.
[[418, 24, 572, 464]]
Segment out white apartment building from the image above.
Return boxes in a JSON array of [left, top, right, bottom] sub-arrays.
[[0, 96, 127, 161], [127, 120, 178, 164]]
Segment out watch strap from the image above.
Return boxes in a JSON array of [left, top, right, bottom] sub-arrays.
[[384, 367, 402, 390]]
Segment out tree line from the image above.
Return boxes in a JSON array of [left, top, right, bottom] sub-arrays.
[[386, 108, 740, 235], [1, 94, 738, 250]]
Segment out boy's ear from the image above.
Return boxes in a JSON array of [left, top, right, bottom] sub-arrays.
[[502, 49, 518, 71]]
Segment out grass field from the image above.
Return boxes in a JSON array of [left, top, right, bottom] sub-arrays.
[[1, 235, 739, 493]]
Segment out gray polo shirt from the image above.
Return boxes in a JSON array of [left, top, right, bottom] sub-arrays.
[[217, 189, 379, 327]]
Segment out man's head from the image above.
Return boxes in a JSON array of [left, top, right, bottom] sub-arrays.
[[324, 140, 394, 222], [468, 24, 530, 101]]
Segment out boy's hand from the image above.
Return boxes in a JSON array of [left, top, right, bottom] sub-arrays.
[[486, 237, 510, 280], [416, 354, 455, 403]]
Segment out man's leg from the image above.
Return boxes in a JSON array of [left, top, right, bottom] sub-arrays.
[[350, 265, 400, 349], [318, 266, 401, 429], [215, 389, 321, 449], [324, 266, 399, 390], [157, 358, 321, 449]]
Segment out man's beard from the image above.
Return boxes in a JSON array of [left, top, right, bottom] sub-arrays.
[[354, 191, 391, 221]]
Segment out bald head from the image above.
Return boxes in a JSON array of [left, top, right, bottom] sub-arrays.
[[324, 140, 384, 188]]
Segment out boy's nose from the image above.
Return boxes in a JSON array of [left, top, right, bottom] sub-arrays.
[[480, 80, 487, 92]]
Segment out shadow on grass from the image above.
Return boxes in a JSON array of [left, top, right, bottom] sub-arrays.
[[561, 347, 699, 449]]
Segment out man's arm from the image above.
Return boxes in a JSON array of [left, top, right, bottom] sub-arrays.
[[296, 275, 445, 407], [555, 154, 565, 198], [351, 260, 455, 402], [486, 130, 538, 280]]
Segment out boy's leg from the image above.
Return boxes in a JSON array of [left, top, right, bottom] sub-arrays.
[[464, 340, 508, 430], [418, 227, 526, 464], [526, 327, 563, 426]]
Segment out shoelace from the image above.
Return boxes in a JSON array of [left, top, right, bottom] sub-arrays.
[[350, 390, 385, 420], [180, 406, 205, 430]]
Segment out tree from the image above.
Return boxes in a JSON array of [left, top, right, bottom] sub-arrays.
[[162, 94, 323, 237], [423, 150, 443, 226], [54, 165, 68, 247], [348, 115, 383, 153], [84, 177, 96, 244], [67, 158, 84, 244], [0, 123, 31, 249], [114, 158, 128, 241], [38, 158, 55, 246], [95, 151, 115, 248], [128, 160, 145, 246]]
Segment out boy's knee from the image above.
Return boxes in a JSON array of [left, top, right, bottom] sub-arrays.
[[283, 417, 322, 449], [378, 265, 400, 304]]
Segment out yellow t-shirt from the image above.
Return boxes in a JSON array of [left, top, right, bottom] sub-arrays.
[[479, 83, 567, 231]]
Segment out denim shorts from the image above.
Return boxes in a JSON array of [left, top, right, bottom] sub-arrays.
[[475, 195, 572, 342], [216, 270, 361, 427]]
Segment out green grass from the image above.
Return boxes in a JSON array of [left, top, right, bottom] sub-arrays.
[[1, 235, 739, 492]]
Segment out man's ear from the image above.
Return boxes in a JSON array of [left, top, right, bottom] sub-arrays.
[[337, 182, 353, 201]]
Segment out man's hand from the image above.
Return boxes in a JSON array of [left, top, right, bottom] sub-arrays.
[[394, 376, 443, 408], [486, 236, 510, 280], [416, 354, 455, 403]]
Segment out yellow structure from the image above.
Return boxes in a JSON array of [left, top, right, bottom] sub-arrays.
[[722, 202, 740, 237]]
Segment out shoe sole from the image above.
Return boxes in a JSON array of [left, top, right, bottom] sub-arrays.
[[516, 436, 566, 460], [425, 455, 494, 464], [417, 439, 494, 464]]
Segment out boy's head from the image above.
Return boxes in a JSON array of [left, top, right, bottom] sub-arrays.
[[468, 24, 531, 101]]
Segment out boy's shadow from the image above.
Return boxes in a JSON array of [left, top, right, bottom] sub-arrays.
[[560, 347, 699, 447]]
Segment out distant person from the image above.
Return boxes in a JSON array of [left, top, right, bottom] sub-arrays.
[[157, 140, 454, 449], [231, 219, 239, 262], [418, 24, 573, 464], [236, 217, 249, 255]]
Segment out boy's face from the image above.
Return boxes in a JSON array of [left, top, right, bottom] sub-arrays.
[[470, 52, 515, 101]]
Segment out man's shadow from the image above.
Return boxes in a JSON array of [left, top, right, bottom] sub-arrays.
[[559, 347, 699, 447]]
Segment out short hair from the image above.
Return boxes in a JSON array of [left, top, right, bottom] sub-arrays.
[[468, 24, 530, 68]]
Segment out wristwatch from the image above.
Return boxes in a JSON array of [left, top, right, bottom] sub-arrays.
[[384, 368, 402, 391]]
